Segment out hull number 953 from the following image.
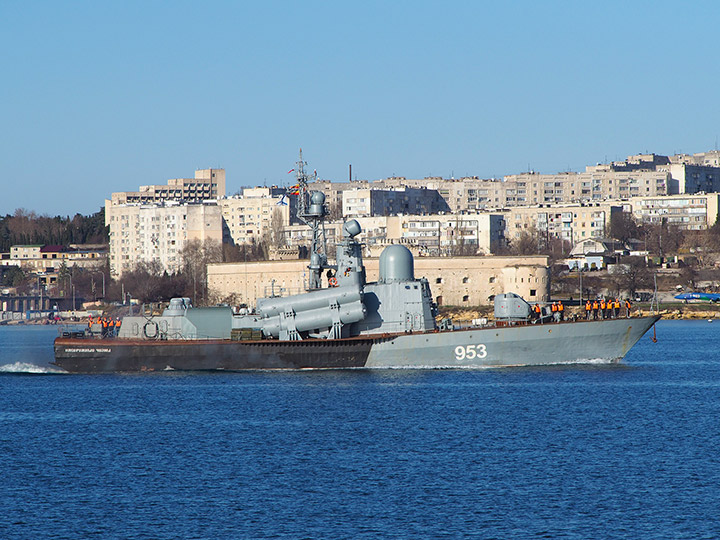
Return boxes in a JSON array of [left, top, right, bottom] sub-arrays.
[[454, 344, 487, 361]]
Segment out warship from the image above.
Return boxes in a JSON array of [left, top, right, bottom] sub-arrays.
[[53, 154, 660, 373]]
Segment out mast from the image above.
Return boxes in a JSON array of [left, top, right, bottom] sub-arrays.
[[294, 149, 329, 289]]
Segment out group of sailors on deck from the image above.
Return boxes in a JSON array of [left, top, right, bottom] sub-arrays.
[[88, 316, 122, 337], [532, 301, 565, 322], [530, 298, 633, 323], [584, 298, 632, 320]]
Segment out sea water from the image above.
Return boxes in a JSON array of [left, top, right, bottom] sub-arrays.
[[1, 321, 719, 539]]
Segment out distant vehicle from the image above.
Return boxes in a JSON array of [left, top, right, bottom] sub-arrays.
[[675, 292, 720, 303]]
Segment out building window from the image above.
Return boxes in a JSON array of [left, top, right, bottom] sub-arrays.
[[436, 277, 442, 284], [530, 289, 536, 296], [462, 277, 469, 284], [462, 295, 469, 302]]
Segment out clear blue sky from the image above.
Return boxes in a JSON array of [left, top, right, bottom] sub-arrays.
[[2, 0, 719, 216]]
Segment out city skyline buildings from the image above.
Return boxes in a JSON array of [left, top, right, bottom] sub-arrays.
[[2, 2, 719, 216]]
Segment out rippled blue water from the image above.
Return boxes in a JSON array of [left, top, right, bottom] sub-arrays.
[[1, 321, 719, 539]]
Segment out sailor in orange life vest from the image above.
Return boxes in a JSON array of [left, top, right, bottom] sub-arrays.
[[551, 301, 559, 322]]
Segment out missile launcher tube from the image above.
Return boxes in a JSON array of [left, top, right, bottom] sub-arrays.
[[260, 300, 367, 338], [257, 285, 362, 318]]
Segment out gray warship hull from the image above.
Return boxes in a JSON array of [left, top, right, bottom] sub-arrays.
[[52, 315, 660, 373]]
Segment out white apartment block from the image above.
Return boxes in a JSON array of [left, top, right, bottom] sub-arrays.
[[111, 168, 226, 205], [220, 187, 298, 246], [105, 201, 222, 277], [626, 193, 720, 230]]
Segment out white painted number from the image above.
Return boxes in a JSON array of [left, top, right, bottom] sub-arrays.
[[454, 344, 487, 361]]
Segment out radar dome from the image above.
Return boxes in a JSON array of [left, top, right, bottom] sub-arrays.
[[310, 191, 325, 204], [379, 245, 414, 283]]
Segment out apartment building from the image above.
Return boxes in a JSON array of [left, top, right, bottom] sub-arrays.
[[220, 187, 299, 246], [308, 151, 720, 216], [499, 202, 623, 245], [110, 168, 226, 205], [105, 201, 222, 277], [342, 187, 450, 218], [279, 213, 505, 258], [626, 193, 720, 230], [7, 244, 107, 272]]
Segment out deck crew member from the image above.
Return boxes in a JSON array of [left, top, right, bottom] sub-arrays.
[[592, 299, 599, 320], [533, 303, 541, 320], [599, 298, 606, 320], [625, 299, 632, 318], [614, 298, 620, 318], [585, 300, 592, 320], [557, 300, 564, 321]]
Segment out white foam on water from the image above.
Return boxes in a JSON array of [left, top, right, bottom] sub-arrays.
[[0, 362, 67, 374]]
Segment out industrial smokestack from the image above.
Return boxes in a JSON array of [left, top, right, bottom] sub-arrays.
[[349, 164, 352, 182]]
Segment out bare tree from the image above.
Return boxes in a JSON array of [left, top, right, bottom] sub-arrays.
[[509, 227, 540, 256], [642, 220, 683, 258], [327, 199, 343, 221], [269, 207, 286, 249], [181, 239, 223, 305], [610, 212, 639, 243], [615, 256, 652, 298]]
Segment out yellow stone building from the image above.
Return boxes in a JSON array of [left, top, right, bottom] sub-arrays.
[[207, 255, 549, 307]]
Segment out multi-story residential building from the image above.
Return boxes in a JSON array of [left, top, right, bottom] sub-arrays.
[[280, 213, 505, 257], [342, 187, 450, 218], [670, 150, 720, 167], [220, 187, 299, 246], [110, 168, 226, 205], [626, 193, 720, 230], [308, 180, 363, 217], [502, 170, 670, 206], [105, 201, 222, 277], [7, 244, 107, 273], [309, 151, 720, 215], [383, 214, 505, 255], [498, 202, 623, 245]]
